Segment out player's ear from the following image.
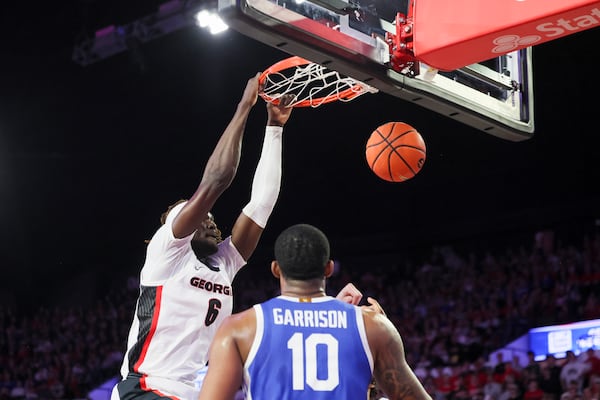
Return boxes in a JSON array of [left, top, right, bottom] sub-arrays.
[[324, 260, 334, 278], [271, 261, 281, 278]]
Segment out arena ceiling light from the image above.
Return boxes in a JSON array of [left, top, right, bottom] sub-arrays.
[[195, 10, 228, 34], [72, 0, 228, 66]]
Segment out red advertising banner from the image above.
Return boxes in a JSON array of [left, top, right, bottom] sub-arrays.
[[413, 0, 600, 70]]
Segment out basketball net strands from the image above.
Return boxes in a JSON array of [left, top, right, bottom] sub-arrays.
[[259, 56, 379, 108]]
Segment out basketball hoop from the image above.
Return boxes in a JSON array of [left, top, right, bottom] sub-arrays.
[[259, 56, 378, 108]]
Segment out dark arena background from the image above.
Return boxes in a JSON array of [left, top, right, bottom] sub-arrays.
[[1, 1, 600, 399]]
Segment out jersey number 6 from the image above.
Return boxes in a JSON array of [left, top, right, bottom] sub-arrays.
[[205, 299, 221, 326]]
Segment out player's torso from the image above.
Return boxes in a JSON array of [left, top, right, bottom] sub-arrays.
[[245, 296, 373, 400], [128, 254, 235, 391]]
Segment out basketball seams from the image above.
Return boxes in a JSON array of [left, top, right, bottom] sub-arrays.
[[387, 150, 412, 182], [369, 145, 389, 171], [375, 127, 422, 148], [389, 148, 417, 177], [365, 121, 426, 182]]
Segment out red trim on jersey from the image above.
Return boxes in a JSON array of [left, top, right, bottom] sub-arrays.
[[151, 389, 178, 400], [133, 285, 163, 372], [139, 377, 179, 400], [133, 287, 178, 399]]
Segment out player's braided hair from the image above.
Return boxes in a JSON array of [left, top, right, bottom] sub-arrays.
[[160, 199, 188, 225], [144, 199, 188, 244]]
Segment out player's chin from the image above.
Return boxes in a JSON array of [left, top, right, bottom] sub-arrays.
[[191, 238, 219, 257]]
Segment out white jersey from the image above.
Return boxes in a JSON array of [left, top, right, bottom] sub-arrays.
[[117, 202, 246, 399]]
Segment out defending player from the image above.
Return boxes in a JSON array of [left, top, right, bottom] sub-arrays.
[[198, 223, 433, 400]]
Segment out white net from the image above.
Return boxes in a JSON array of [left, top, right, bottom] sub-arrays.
[[261, 61, 379, 107]]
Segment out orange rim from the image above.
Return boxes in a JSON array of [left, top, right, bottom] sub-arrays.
[[259, 56, 366, 107]]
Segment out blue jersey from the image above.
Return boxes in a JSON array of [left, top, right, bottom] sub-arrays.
[[244, 296, 373, 400]]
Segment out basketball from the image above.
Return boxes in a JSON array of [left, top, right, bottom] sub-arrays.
[[365, 122, 426, 182]]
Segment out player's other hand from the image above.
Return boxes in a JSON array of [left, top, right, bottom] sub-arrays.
[[266, 94, 295, 127], [240, 72, 261, 108], [361, 297, 386, 316], [335, 283, 363, 305]]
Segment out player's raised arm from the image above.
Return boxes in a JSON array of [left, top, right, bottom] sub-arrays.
[[230, 94, 294, 260], [172, 73, 261, 239]]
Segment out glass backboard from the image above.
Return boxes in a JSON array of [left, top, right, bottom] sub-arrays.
[[218, 0, 535, 141]]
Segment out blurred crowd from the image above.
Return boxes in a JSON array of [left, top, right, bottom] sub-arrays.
[[1, 223, 600, 399], [410, 347, 600, 400]]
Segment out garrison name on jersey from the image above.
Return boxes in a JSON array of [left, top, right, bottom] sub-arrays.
[[273, 307, 347, 328]]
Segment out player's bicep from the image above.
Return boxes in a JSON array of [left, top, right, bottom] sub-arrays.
[[172, 195, 213, 239]]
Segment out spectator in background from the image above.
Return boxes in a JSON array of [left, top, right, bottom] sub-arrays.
[[434, 368, 456, 400], [561, 352, 590, 393], [524, 379, 544, 400], [467, 369, 485, 399], [483, 367, 504, 400], [540, 355, 564, 400], [499, 379, 523, 400], [524, 351, 543, 383], [583, 349, 600, 387], [495, 353, 509, 384], [422, 375, 438, 400], [506, 356, 524, 385], [561, 380, 582, 400], [451, 372, 471, 400], [511, 355, 525, 376], [582, 375, 600, 400]]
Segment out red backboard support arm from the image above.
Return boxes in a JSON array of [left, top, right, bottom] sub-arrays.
[[386, 13, 420, 77]]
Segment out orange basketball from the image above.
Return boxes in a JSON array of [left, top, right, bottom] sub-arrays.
[[365, 122, 426, 182]]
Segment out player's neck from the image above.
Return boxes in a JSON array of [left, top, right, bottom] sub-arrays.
[[280, 279, 326, 298], [281, 289, 326, 298]]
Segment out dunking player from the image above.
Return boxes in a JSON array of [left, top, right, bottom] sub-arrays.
[[111, 74, 362, 400], [198, 223, 433, 400]]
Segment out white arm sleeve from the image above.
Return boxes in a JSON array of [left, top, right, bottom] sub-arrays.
[[242, 125, 283, 228]]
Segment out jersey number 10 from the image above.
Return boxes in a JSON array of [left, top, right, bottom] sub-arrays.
[[287, 332, 340, 391]]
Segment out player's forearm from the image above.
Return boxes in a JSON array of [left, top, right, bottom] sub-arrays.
[[202, 101, 253, 187], [242, 125, 283, 227]]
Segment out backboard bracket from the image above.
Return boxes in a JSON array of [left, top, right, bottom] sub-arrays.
[[385, 12, 419, 77]]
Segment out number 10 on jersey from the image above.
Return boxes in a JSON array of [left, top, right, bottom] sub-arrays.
[[287, 332, 340, 391]]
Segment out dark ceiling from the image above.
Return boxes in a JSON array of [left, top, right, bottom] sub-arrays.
[[1, 0, 599, 306]]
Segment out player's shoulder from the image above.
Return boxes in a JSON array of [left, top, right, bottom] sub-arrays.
[[217, 307, 257, 355], [361, 308, 402, 340], [223, 307, 257, 330]]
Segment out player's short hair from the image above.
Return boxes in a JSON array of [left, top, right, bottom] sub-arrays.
[[274, 224, 330, 280]]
